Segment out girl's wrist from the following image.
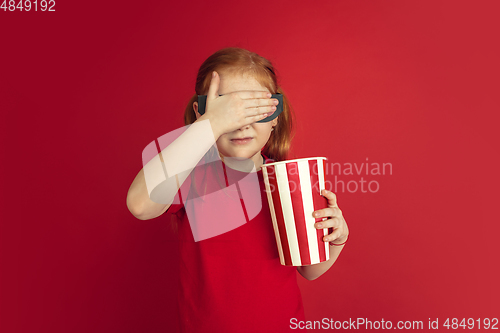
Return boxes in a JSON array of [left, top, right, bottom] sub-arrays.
[[329, 234, 348, 246], [198, 114, 222, 140]]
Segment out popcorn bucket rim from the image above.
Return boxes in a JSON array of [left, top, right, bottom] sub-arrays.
[[261, 156, 327, 168]]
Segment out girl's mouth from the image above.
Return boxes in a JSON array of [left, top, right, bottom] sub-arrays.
[[230, 137, 253, 145]]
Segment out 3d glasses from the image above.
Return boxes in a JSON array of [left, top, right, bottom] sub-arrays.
[[197, 94, 283, 123]]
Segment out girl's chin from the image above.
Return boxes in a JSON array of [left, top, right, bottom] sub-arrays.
[[224, 154, 253, 160], [219, 149, 258, 160]]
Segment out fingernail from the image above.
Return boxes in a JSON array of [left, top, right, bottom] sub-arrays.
[[316, 223, 322, 228], [267, 93, 272, 97], [212, 71, 216, 78], [314, 212, 320, 217]]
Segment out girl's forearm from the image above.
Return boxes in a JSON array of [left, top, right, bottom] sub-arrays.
[[126, 116, 219, 220]]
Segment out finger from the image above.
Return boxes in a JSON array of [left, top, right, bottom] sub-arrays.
[[245, 99, 278, 110], [315, 216, 343, 229], [246, 111, 273, 124], [243, 93, 279, 107], [243, 99, 277, 116], [246, 104, 276, 118], [313, 206, 342, 219], [206, 71, 220, 101], [323, 228, 344, 242], [236, 90, 272, 100], [321, 189, 338, 208], [237, 91, 279, 111], [244, 102, 276, 121], [224, 90, 277, 109]]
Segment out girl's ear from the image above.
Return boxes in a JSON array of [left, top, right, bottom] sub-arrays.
[[193, 101, 201, 119]]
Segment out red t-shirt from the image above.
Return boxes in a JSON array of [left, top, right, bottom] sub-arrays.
[[167, 152, 306, 332]]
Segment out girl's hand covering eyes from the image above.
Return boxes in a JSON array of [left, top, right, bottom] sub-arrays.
[[203, 71, 279, 137]]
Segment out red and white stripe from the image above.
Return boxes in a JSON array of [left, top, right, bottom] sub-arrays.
[[262, 157, 329, 266]]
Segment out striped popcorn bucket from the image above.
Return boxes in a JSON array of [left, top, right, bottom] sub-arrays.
[[261, 157, 330, 266]]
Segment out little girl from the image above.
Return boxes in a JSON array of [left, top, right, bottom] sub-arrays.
[[126, 47, 349, 332]]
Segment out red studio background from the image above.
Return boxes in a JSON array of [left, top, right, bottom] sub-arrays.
[[1, 1, 499, 332]]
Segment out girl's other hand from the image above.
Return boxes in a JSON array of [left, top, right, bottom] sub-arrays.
[[203, 71, 278, 137], [313, 190, 349, 245]]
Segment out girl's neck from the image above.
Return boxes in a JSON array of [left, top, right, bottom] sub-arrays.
[[219, 153, 264, 172]]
